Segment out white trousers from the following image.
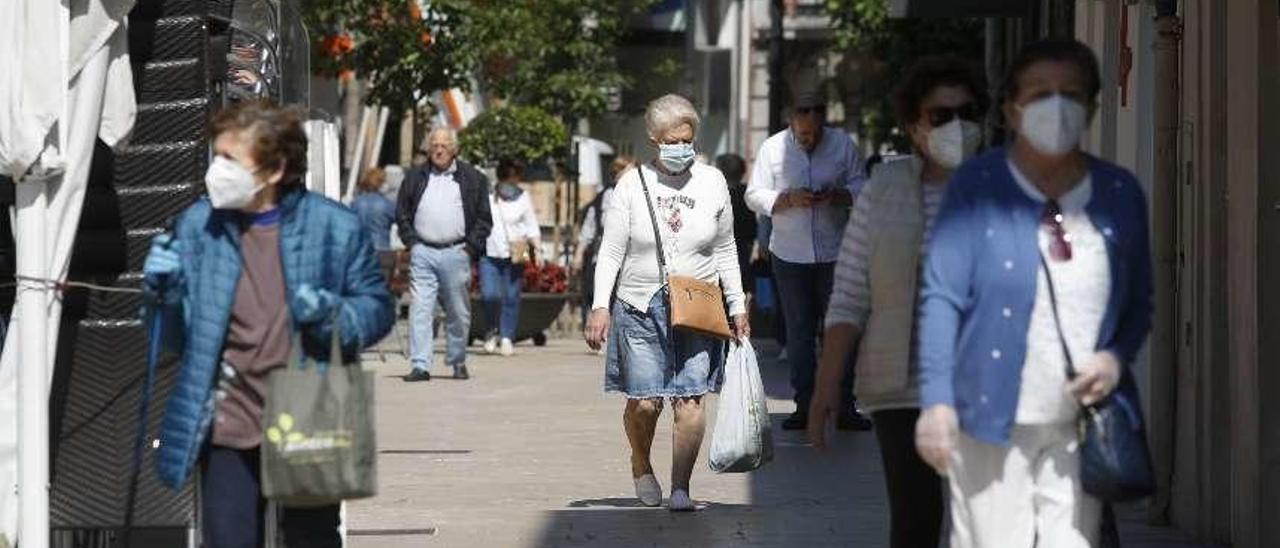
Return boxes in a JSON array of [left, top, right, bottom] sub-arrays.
[[949, 423, 1101, 548]]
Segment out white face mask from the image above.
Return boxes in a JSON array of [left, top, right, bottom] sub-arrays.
[[657, 142, 696, 173], [205, 155, 264, 210], [925, 119, 983, 169], [1017, 94, 1088, 156]]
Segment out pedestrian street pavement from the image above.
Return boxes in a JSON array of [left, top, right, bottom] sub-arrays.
[[347, 332, 1210, 548]]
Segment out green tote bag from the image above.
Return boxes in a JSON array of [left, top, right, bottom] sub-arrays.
[[260, 321, 377, 507]]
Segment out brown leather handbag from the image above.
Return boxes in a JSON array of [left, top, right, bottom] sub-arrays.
[[637, 168, 733, 340]]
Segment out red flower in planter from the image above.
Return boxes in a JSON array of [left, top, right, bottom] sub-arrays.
[[519, 262, 567, 293]]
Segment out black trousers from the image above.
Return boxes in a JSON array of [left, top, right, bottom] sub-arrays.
[[201, 446, 341, 548], [872, 409, 944, 548]]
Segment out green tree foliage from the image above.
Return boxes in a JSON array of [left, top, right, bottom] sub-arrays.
[[470, 0, 658, 124], [458, 105, 569, 166], [825, 0, 983, 150], [304, 0, 477, 114], [304, 0, 654, 158]]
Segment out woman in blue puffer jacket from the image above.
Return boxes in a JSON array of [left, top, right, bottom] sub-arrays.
[[142, 101, 394, 547]]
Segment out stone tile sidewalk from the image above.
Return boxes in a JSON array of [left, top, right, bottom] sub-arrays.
[[347, 334, 1206, 548]]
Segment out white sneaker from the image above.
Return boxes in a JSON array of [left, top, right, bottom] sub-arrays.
[[667, 489, 695, 512], [482, 336, 498, 355], [634, 474, 662, 507], [499, 338, 514, 357]]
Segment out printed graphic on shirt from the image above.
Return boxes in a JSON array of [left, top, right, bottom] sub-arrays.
[[656, 195, 697, 234]]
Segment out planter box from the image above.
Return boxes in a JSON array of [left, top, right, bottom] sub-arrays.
[[469, 292, 577, 346]]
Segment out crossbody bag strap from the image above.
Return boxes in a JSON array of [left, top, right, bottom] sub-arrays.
[[636, 166, 669, 281], [1038, 251, 1078, 380]]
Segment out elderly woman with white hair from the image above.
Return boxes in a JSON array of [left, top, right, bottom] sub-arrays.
[[584, 94, 749, 511]]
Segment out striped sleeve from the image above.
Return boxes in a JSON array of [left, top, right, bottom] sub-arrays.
[[825, 188, 874, 329]]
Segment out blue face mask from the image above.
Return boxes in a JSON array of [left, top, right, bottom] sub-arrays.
[[658, 142, 696, 173]]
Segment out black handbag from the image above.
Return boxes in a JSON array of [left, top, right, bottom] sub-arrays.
[[1040, 253, 1156, 502]]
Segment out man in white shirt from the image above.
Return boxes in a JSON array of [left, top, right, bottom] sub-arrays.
[[396, 128, 493, 382], [746, 91, 870, 431]]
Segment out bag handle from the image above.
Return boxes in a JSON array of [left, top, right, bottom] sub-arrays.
[[1038, 251, 1078, 380], [289, 309, 345, 371], [635, 166, 669, 281]]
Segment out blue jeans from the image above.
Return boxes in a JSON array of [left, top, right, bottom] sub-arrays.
[[772, 257, 854, 411], [479, 256, 523, 340], [410, 243, 472, 370]]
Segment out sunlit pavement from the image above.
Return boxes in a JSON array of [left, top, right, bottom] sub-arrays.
[[347, 331, 1207, 548]]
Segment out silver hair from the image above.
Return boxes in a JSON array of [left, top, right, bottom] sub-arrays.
[[644, 94, 700, 140], [424, 126, 459, 151]]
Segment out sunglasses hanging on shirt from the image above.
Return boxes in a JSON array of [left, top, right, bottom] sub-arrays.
[[1040, 199, 1073, 262]]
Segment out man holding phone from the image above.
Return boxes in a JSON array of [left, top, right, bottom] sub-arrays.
[[747, 89, 870, 432]]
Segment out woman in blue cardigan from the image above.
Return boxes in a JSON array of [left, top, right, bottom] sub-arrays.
[[914, 40, 1152, 547]]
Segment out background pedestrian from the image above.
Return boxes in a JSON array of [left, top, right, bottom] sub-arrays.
[[715, 153, 756, 295], [352, 167, 396, 252], [746, 88, 871, 431], [574, 155, 635, 329], [481, 160, 541, 357], [397, 127, 493, 382], [809, 55, 987, 548]]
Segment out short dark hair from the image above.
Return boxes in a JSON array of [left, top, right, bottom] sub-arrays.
[[714, 153, 746, 183], [1002, 38, 1102, 103], [893, 55, 988, 128], [210, 101, 308, 186], [496, 159, 524, 181]]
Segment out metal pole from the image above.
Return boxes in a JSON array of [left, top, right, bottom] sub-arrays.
[[16, 181, 50, 548], [1148, 0, 1181, 526], [738, 0, 752, 154], [768, 0, 785, 134]]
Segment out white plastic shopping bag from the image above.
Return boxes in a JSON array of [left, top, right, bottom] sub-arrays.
[[709, 339, 774, 473]]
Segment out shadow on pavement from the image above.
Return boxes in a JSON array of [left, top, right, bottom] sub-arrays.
[[533, 502, 792, 548], [525, 337, 1207, 548], [565, 498, 650, 509], [529, 338, 892, 548]]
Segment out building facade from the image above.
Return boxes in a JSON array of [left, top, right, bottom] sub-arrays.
[[594, 0, 867, 161], [1077, 1, 1280, 546]]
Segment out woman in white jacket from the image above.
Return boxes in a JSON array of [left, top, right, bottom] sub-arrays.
[[481, 160, 541, 356], [583, 94, 749, 511]]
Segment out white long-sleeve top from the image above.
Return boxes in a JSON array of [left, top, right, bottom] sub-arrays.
[[1008, 162, 1110, 425], [485, 190, 541, 259], [591, 161, 747, 316], [745, 128, 866, 264]]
